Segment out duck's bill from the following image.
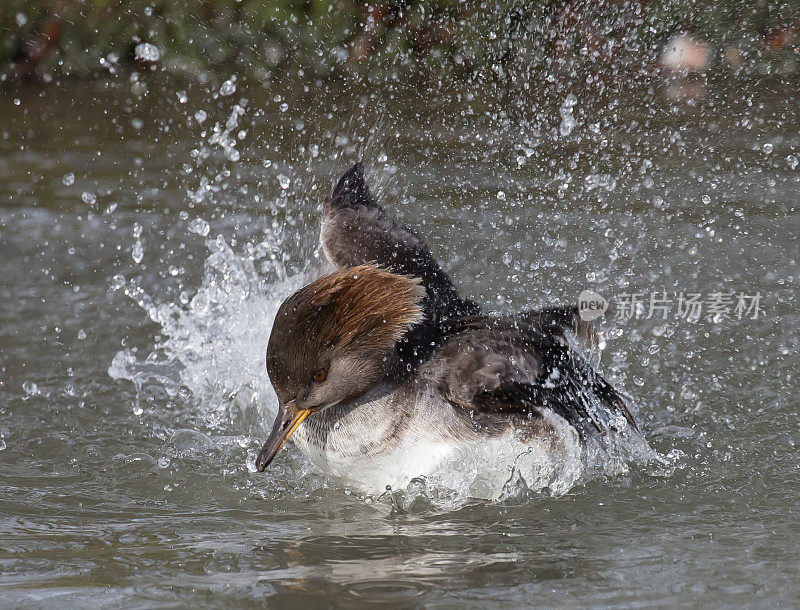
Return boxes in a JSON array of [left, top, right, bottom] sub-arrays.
[[255, 405, 311, 472]]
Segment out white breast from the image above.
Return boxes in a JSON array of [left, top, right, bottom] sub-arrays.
[[288, 386, 585, 499], [291, 388, 459, 493]]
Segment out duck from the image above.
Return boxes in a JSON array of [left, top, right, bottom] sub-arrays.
[[255, 163, 644, 496]]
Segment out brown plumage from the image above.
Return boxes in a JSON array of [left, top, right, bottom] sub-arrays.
[[300, 264, 425, 351], [271, 264, 424, 359]]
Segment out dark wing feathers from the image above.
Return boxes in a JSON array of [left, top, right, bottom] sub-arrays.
[[321, 163, 480, 324], [329, 162, 379, 210], [321, 165, 595, 342], [516, 305, 600, 351], [431, 316, 637, 437]]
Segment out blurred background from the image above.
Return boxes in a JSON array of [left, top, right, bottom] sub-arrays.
[[2, 0, 800, 88]]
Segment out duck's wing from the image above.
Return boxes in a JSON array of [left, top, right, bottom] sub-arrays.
[[320, 163, 480, 325], [428, 315, 637, 437], [513, 304, 600, 351]]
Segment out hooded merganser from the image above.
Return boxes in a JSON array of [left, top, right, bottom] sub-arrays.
[[255, 163, 642, 495]]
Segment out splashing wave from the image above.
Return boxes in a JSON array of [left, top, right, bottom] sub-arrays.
[[109, 234, 305, 429]]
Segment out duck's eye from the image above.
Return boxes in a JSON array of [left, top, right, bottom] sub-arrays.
[[313, 368, 327, 384]]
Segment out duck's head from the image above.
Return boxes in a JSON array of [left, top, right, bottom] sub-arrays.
[[255, 264, 425, 471]]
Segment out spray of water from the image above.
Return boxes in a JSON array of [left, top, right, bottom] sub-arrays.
[[107, 86, 680, 508]]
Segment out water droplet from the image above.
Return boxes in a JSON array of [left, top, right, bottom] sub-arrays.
[[225, 111, 240, 130], [496, 190, 506, 201], [560, 117, 575, 137], [176, 90, 187, 104], [702, 194, 711, 204], [77, 329, 87, 341], [22, 381, 39, 396], [559, 93, 578, 137], [81, 191, 96, 205], [219, 77, 237, 97], [131, 241, 144, 264], [277, 174, 291, 189], [194, 110, 207, 124], [787, 154, 798, 170], [134, 42, 161, 62], [132, 223, 144, 263], [111, 274, 126, 289], [378, 152, 388, 163], [62, 172, 75, 186], [762, 142, 773, 154], [188, 217, 210, 237]]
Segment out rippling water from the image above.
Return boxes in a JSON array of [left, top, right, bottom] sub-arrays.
[[1, 76, 798, 605]]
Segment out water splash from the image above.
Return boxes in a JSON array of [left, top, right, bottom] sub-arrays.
[[109, 233, 306, 431], [109, 224, 666, 505], [107, 214, 673, 507], [103, 86, 677, 507]]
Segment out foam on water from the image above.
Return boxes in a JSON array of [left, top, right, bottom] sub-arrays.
[[109, 228, 669, 506]]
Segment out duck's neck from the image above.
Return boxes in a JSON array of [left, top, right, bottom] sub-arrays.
[[294, 382, 402, 447]]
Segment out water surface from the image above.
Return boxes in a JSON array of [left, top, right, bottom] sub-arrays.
[[1, 76, 798, 606]]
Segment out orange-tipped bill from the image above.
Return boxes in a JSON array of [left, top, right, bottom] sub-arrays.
[[255, 403, 310, 472]]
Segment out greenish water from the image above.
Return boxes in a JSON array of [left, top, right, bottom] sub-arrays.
[[1, 75, 798, 606]]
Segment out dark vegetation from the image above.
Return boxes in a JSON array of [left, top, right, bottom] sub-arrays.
[[2, 1, 799, 90]]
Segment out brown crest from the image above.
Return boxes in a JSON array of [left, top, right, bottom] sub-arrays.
[[267, 265, 425, 386], [303, 265, 424, 347]]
